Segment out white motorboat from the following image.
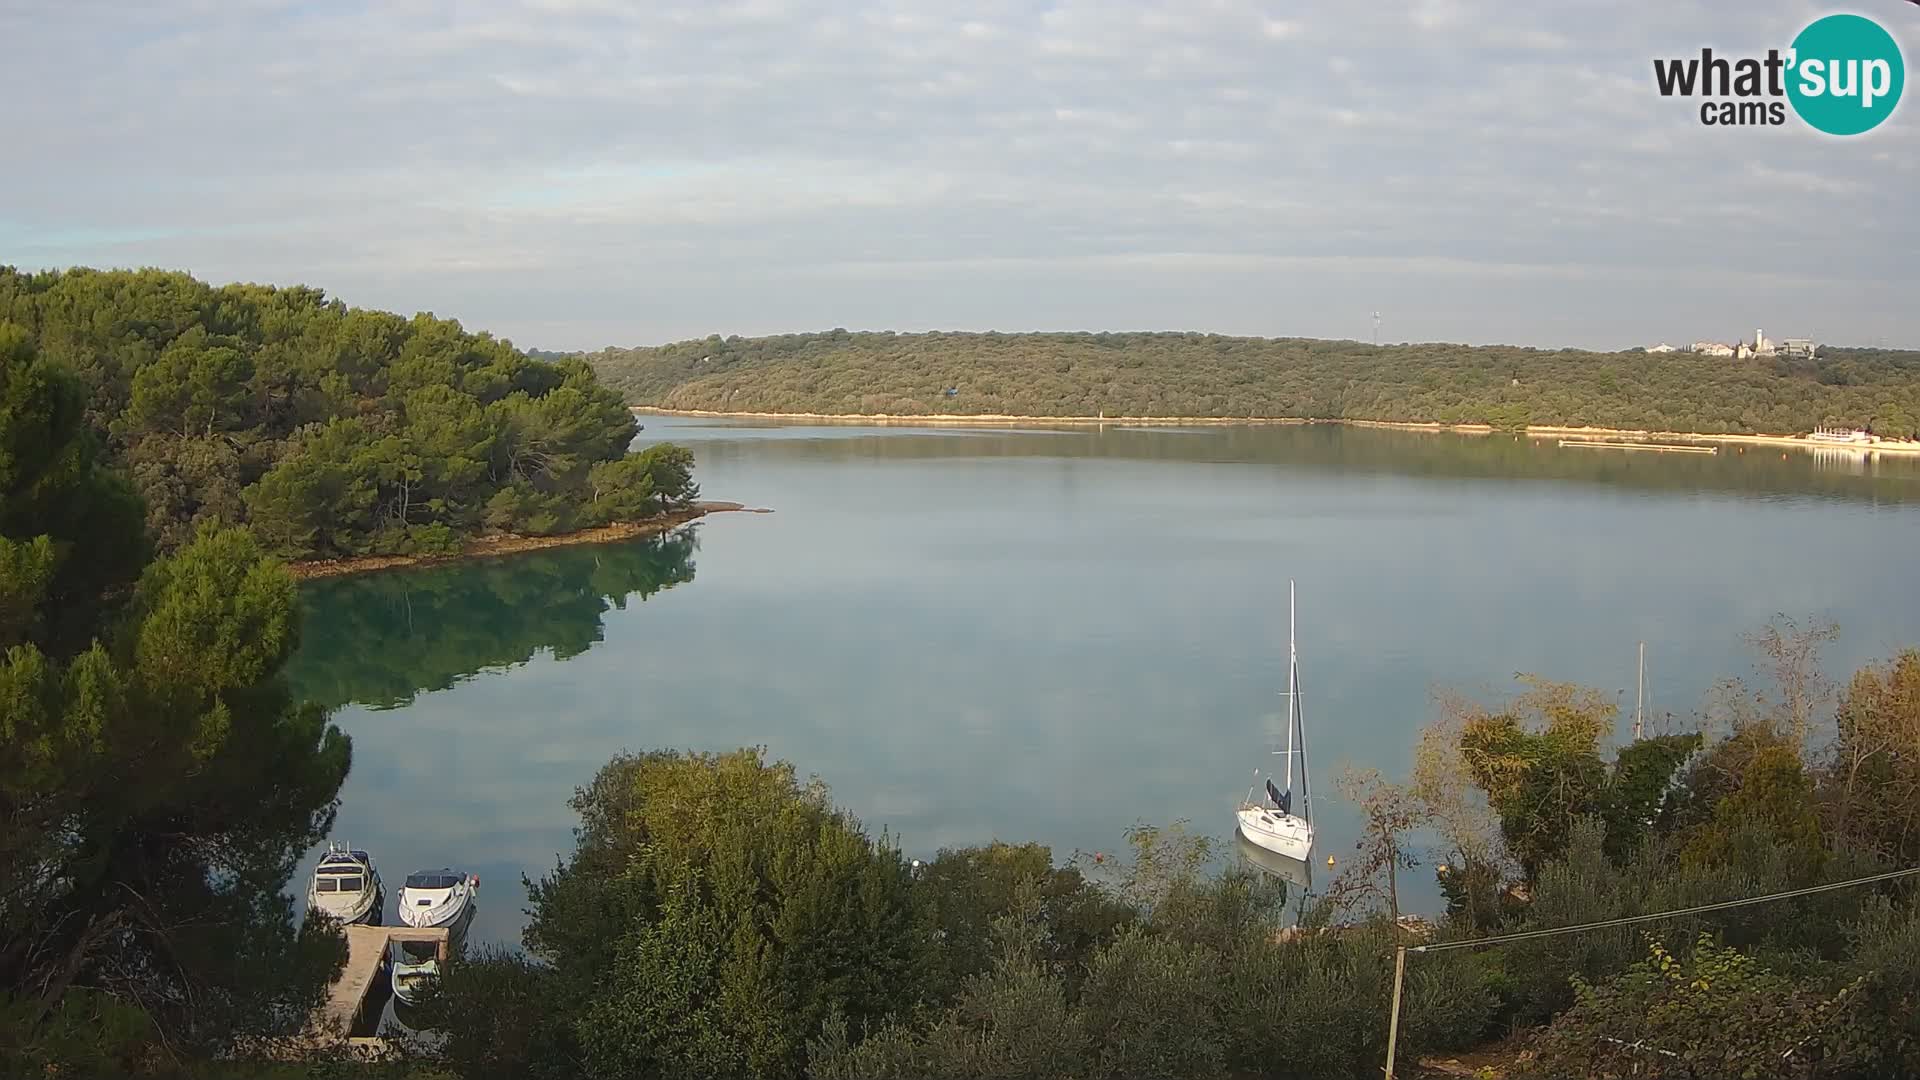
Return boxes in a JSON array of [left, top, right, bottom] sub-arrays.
[[307, 841, 383, 925], [396, 868, 479, 929], [1236, 581, 1315, 862]]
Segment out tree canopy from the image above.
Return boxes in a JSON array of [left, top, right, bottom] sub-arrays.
[[0, 267, 697, 562], [584, 330, 1920, 437], [2, 341, 351, 1072], [428, 748, 930, 1080], [424, 752, 1492, 1080]]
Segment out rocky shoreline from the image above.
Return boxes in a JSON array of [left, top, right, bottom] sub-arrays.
[[285, 502, 765, 580]]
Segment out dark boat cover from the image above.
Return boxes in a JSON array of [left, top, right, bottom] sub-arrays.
[[1266, 778, 1292, 816]]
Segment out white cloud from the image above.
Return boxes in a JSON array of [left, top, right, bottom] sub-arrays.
[[1742, 163, 1866, 196], [1410, 0, 1470, 30], [0, 0, 1914, 350]]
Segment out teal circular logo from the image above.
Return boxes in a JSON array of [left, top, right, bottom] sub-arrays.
[[1787, 14, 1904, 135]]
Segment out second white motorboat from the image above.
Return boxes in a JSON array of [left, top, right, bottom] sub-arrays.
[[395, 867, 479, 929]]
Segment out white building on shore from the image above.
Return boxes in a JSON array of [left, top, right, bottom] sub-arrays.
[[1686, 330, 1817, 360]]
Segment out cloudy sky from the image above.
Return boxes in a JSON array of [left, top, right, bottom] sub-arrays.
[[3, 0, 1915, 351]]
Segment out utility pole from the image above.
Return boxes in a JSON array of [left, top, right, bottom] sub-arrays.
[[1383, 946, 1407, 1079]]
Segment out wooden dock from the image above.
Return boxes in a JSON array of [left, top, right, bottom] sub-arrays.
[[318, 925, 449, 1038], [1558, 439, 1718, 455], [239, 924, 451, 1059]]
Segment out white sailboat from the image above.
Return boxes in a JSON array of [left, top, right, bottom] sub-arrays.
[[1236, 830, 1312, 891], [1236, 581, 1315, 862]]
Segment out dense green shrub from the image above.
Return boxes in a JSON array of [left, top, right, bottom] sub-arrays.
[[1520, 935, 1873, 1080]]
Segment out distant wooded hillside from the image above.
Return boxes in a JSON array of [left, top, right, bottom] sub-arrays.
[[583, 331, 1920, 437]]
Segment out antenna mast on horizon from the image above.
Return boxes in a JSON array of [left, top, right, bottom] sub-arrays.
[[1372, 311, 1382, 346]]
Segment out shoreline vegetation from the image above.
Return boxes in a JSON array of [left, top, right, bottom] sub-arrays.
[[401, 625, 1920, 1080], [282, 501, 765, 580], [633, 406, 1920, 455], [588, 329, 1920, 444]]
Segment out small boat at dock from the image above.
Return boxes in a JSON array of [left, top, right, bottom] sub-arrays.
[[390, 923, 466, 1006], [307, 841, 383, 925], [396, 868, 479, 929]]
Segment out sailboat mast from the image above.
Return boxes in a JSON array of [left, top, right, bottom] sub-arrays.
[[1294, 584, 1311, 825], [1634, 641, 1645, 740], [1283, 581, 1296, 794]]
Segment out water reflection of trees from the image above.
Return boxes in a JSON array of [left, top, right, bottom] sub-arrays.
[[683, 424, 1920, 505], [287, 531, 698, 710]]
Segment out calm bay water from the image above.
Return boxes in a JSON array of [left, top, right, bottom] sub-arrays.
[[286, 418, 1920, 944]]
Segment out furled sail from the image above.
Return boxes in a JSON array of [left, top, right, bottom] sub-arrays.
[[1266, 778, 1292, 816]]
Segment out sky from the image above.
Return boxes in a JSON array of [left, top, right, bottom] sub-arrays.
[[2, 0, 1916, 352]]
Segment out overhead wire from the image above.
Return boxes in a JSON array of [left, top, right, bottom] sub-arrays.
[[1410, 865, 1920, 954]]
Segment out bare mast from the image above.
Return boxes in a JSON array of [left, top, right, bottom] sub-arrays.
[[1295, 583, 1311, 826], [1634, 641, 1645, 740], [1282, 580, 1296, 795]]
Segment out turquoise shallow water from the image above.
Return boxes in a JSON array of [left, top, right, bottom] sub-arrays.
[[286, 417, 1920, 945]]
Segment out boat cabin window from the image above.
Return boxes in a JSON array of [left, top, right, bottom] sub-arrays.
[[405, 872, 460, 889], [333, 876, 363, 892], [315, 878, 337, 893]]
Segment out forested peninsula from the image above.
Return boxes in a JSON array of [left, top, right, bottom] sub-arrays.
[[0, 267, 697, 565], [585, 330, 1920, 438]]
